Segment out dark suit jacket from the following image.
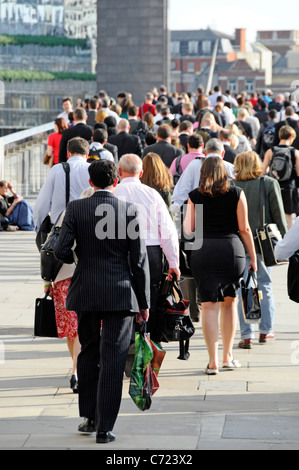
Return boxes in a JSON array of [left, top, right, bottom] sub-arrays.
[[104, 142, 118, 163], [59, 123, 93, 162], [223, 144, 237, 164], [54, 191, 150, 313], [108, 131, 143, 159], [142, 140, 184, 168], [86, 110, 97, 129], [273, 117, 299, 146]]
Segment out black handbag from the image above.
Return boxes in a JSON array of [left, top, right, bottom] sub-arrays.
[[34, 294, 58, 338], [40, 162, 71, 282], [256, 176, 288, 267], [287, 251, 299, 303], [40, 215, 63, 282], [36, 162, 70, 252], [240, 269, 262, 324], [158, 275, 195, 360], [35, 215, 53, 252]]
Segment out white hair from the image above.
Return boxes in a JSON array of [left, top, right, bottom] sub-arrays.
[[118, 154, 143, 174]]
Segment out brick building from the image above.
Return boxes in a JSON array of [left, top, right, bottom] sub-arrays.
[[170, 28, 271, 94]]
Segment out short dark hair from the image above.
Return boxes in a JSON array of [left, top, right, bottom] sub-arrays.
[[67, 137, 90, 156], [88, 160, 118, 189], [179, 120, 193, 132], [188, 133, 203, 149], [94, 122, 107, 131], [93, 128, 108, 144], [104, 116, 117, 128], [89, 98, 98, 109], [157, 124, 172, 140], [74, 107, 87, 121], [128, 105, 138, 116]]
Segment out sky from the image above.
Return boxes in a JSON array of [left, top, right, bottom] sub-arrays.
[[168, 0, 299, 42]]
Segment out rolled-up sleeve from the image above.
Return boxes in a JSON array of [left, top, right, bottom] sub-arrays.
[[275, 217, 299, 260]]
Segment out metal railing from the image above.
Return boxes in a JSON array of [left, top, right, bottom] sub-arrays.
[[0, 122, 54, 198]]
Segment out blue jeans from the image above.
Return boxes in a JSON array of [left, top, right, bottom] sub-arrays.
[[238, 254, 275, 339]]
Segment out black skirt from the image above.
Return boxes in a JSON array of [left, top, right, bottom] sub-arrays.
[[190, 235, 246, 303]]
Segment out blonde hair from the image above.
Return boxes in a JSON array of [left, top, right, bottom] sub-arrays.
[[201, 112, 217, 131], [95, 110, 109, 122], [234, 151, 262, 181], [140, 152, 173, 192], [225, 124, 240, 149]]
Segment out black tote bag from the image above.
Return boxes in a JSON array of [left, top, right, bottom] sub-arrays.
[[240, 269, 262, 324], [34, 294, 58, 338]]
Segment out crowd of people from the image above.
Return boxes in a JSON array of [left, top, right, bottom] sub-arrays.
[[27, 83, 299, 443]]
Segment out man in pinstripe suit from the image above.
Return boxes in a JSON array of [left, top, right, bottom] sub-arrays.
[[54, 159, 150, 444]]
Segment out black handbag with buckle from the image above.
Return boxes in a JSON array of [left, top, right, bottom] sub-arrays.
[[157, 274, 195, 360], [255, 176, 288, 267]]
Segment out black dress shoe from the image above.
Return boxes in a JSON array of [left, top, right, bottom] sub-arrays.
[[78, 418, 95, 433], [70, 375, 78, 394], [96, 431, 116, 443]]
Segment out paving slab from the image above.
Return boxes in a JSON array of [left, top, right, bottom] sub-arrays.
[[1, 230, 299, 452]]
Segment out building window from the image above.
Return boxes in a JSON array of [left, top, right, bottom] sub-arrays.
[[20, 96, 35, 109], [171, 41, 180, 55], [202, 40, 211, 55], [187, 61, 195, 73], [171, 60, 177, 71], [180, 40, 189, 56], [228, 80, 237, 94], [188, 41, 198, 55], [245, 79, 255, 93]]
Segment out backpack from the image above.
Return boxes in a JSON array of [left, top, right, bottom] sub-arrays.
[[173, 155, 184, 185], [262, 125, 275, 149], [88, 146, 105, 163], [131, 121, 146, 147], [268, 146, 294, 182]]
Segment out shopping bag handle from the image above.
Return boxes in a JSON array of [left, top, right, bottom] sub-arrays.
[[246, 268, 258, 288], [163, 273, 184, 301]]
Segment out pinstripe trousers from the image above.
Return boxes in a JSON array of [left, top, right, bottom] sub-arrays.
[[76, 310, 134, 432]]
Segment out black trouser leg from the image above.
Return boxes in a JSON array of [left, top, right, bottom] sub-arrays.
[[146, 245, 163, 342]]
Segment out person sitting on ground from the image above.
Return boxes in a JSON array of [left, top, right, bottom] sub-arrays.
[[0, 180, 34, 231]]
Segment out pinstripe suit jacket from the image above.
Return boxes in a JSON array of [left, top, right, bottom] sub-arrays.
[[54, 190, 150, 313]]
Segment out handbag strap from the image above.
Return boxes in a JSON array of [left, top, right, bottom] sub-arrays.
[[165, 276, 184, 302], [61, 162, 70, 207], [259, 176, 266, 227], [246, 268, 258, 289]]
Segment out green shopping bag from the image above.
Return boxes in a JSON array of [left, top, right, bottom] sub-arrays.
[[129, 324, 166, 411]]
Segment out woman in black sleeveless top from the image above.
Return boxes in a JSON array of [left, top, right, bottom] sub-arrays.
[[184, 157, 257, 375]]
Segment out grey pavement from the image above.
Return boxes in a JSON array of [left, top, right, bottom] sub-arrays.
[[1, 230, 299, 451]]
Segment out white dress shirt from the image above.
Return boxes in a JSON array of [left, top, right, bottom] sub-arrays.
[[171, 153, 235, 209], [33, 155, 90, 231], [101, 107, 121, 124], [57, 110, 71, 124], [275, 216, 299, 260], [114, 177, 179, 269]]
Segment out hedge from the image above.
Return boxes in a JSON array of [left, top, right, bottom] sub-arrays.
[[0, 34, 88, 49], [0, 69, 96, 82]]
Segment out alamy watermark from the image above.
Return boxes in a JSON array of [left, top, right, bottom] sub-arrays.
[[94, 202, 203, 250]]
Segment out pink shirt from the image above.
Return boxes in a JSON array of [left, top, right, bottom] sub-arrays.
[[169, 152, 205, 176]]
